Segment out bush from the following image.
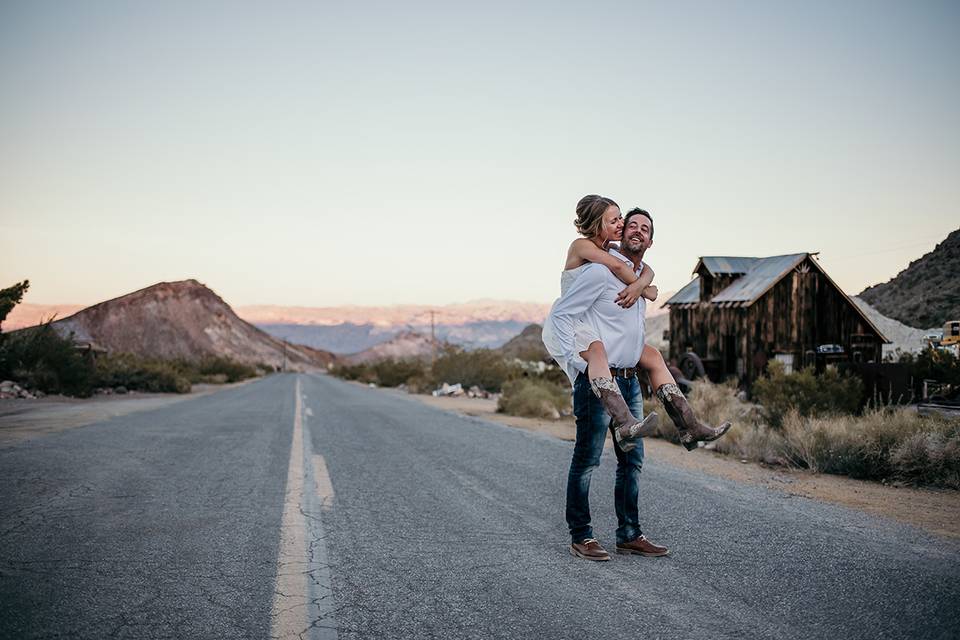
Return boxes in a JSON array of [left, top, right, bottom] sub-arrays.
[[94, 354, 259, 394], [331, 359, 429, 388], [193, 357, 258, 383], [0, 324, 94, 396], [752, 361, 863, 426], [711, 422, 791, 465], [331, 362, 375, 383], [498, 378, 570, 419], [431, 347, 516, 393], [780, 407, 960, 486], [94, 354, 192, 394], [889, 427, 960, 488]]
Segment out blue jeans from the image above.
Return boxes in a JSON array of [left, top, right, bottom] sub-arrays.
[[566, 372, 645, 544]]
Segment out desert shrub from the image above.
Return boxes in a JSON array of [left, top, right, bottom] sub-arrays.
[[710, 421, 790, 465], [94, 354, 192, 394], [498, 378, 571, 419], [431, 347, 516, 393], [889, 425, 960, 489], [372, 358, 429, 387], [331, 359, 428, 388], [0, 324, 94, 396], [331, 362, 375, 383], [192, 357, 258, 383], [779, 407, 959, 484], [752, 361, 863, 427]]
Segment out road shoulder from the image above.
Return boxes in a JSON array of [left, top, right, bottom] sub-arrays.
[[402, 391, 960, 540], [0, 379, 256, 448]]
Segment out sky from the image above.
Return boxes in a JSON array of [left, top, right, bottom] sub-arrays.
[[1, 0, 958, 307]]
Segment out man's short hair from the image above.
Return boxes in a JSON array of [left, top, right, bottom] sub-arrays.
[[624, 208, 654, 240]]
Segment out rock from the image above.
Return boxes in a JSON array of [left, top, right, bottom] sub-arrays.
[[432, 382, 464, 397], [0, 380, 16, 391]]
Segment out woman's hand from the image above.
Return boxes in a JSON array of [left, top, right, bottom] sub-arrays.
[[617, 280, 645, 308], [642, 285, 658, 301]]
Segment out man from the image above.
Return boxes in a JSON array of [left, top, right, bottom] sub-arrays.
[[544, 208, 670, 561]]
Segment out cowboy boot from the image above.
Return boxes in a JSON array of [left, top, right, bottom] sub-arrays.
[[590, 377, 659, 453], [656, 382, 731, 451]]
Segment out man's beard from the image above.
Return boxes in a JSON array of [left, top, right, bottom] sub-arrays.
[[620, 236, 645, 259]]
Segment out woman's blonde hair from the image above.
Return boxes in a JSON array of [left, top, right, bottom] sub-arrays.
[[574, 194, 619, 238]]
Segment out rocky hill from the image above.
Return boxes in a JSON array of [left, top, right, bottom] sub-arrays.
[[858, 228, 960, 328], [343, 331, 443, 364], [496, 324, 550, 362], [47, 280, 335, 370]]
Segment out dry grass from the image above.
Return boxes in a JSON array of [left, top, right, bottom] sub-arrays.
[[651, 379, 960, 488], [781, 408, 960, 487], [497, 378, 571, 420]]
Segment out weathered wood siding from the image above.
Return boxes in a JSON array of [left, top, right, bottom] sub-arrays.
[[668, 257, 884, 384]]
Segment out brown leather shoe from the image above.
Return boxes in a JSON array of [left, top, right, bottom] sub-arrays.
[[615, 535, 670, 557], [570, 538, 611, 561]]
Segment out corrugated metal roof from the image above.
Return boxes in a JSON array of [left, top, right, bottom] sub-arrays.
[[698, 256, 759, 275], [711, 253, 808, 303], [664, 252, 889, 343], [665, 277, 700, 305]]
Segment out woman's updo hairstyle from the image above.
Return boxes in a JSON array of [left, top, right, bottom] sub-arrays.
[[574, 194, 619, 238]]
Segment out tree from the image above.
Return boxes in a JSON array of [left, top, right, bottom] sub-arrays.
[[0, 280, 30, 333]]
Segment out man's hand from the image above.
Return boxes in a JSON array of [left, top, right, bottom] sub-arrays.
[[642, 285, 658, 301], [616, 280, 644, 308]]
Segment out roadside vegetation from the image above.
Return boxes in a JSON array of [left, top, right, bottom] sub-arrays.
[[0, 280, 264, 397], [331, 345, 572, 418], [331, 332, 958, 488], [687, 370, 959, 489]]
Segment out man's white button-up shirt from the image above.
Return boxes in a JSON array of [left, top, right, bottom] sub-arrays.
[[545, 248, 647, 375]]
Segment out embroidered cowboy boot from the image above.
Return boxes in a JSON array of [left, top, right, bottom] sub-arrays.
[[656, 382, 731, 451], [589, 377, 658, 453]]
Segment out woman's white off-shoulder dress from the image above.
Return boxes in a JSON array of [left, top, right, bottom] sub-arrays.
[[541, 265, 603, 387]]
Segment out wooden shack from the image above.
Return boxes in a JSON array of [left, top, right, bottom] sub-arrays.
[[664, 253, 889, 385]]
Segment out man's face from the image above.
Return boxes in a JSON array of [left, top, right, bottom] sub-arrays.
[[621, 214, 653, 254]]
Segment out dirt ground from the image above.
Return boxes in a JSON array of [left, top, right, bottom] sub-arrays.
[[409, 392, 960, 540], [0, 381, 253, 448]]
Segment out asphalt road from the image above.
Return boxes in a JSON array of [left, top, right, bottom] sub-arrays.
[[1, 373, 958, 639]]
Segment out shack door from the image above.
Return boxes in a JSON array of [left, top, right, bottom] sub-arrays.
[[724, 334, 737, 377]]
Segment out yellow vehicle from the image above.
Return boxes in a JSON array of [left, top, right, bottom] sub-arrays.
[[942, 320, 960, 347]]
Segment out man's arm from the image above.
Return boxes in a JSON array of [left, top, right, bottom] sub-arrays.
[[545, 265, 607, 365]]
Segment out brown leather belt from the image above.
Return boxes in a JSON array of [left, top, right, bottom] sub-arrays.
[[610, 367, 638, 378]]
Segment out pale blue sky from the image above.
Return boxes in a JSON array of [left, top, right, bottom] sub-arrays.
[[2, 1, 958, 306]]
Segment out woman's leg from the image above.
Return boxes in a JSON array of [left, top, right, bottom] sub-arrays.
[[580, 340, 611, 382], [638, 344, 731, 451], [579, 341, 658, 450], [638, 343, 676, 389]]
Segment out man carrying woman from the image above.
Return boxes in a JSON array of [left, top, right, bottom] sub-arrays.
[[543, 196, 730, 561]]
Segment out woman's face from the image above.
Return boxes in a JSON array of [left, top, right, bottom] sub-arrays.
[[598, 205, 624, 242]]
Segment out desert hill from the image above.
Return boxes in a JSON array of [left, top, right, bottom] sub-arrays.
[[858, 228, 960, 328], [47, 280, 334, 370], [343, 331, 443, 364], [497, 324, 550, 362]]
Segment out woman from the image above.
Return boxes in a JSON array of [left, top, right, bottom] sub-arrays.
[[543, 194, 730, 451]]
